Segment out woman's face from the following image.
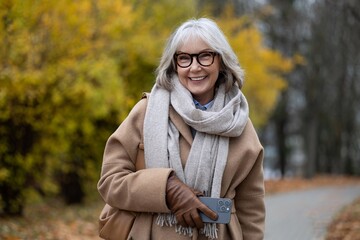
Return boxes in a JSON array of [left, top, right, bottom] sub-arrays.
[[175, 36, 221, 105]]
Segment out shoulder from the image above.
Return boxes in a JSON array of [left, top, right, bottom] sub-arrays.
[[242, 119, 260, 141], [231, 118, 263, 152], [117, 94, 149, 133], [126, 93, 149, 119]]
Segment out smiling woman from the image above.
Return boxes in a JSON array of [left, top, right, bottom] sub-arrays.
[[97, 18, 265, 240]]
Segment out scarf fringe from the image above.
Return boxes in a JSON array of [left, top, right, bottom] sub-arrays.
[[201, 223, 218, 239], [156, 214, 218, 239], [175, 225, 193, 236], [156, 213, 176, 227]]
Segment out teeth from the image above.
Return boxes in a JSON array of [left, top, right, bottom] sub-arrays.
[[190, 76, 206, 81]]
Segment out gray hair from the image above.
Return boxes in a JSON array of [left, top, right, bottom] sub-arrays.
[[155, 18, 244, 91]]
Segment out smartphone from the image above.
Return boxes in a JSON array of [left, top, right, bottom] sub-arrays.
[[199, 197, 232, 224]]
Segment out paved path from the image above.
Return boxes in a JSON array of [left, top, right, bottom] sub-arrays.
[[264, 185, 360, 240]]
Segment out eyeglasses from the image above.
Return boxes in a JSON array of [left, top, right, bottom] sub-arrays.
[[174, 51, 217, 68]]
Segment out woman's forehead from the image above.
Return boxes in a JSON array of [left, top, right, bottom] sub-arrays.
[[177, 35, 211, 53]]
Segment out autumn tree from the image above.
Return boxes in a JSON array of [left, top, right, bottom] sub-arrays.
[[0, 0, 131, 215], [120, 0, 196, 109], [256, 0, 309, 178], [246, 0, 360, 178], [303, 0, 360, 176], [215, 8, 295, 128], [0, 0, 196, 216]]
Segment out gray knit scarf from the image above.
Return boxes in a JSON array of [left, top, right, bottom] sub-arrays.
[[143, 76, 249, 239]]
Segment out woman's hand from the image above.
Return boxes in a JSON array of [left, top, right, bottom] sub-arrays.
[[166, 173, 218, 228]]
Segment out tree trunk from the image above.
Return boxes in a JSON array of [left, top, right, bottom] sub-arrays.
[[304, 117, 318, 179], [0, 185, 24, 216]]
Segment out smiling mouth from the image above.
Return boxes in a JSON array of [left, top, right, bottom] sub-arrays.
[[189, 76, 206, 81]]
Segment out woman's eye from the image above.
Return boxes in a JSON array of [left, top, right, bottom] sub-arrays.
[[199, 53, 212, 59], [178, 55, 190, 62]]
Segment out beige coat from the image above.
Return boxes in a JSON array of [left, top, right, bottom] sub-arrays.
[[98, 96, 265, 240]]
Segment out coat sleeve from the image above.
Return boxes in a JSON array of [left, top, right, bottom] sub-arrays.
[[234, 122, 265, 240], [97, 98, 172, 213]]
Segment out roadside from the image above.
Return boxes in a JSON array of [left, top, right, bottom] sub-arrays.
[[325, 196, 360, 240], [265, 175, 360, 195], [0, 198, 103, 240]]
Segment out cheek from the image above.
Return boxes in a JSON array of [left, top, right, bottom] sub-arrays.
[[177, 68, 188, 79]]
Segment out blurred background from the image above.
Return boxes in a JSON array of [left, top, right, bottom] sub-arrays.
[[0, 0, 359, 238]]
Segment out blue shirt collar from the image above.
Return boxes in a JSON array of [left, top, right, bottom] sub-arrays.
[[193, 99, 214, 111]]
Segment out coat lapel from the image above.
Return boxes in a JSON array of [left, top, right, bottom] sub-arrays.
[[169, 106, 193, 145]]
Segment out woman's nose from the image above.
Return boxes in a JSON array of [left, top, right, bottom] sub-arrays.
[[189, 56, 201, 71]]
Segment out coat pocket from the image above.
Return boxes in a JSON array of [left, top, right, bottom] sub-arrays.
[[99, 204, 136, 240]]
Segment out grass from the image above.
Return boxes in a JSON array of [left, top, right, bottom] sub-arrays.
[[0, 175, 359, 239], [0, 197, 104, 240]]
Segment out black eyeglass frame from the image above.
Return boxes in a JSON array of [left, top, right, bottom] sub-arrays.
[[174, 51, 218, 68]]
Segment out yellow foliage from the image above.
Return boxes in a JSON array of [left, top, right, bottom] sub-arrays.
[[0, 168, 10, 182], [0, 0, 198, 211], [113, 0, 196, 111]]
